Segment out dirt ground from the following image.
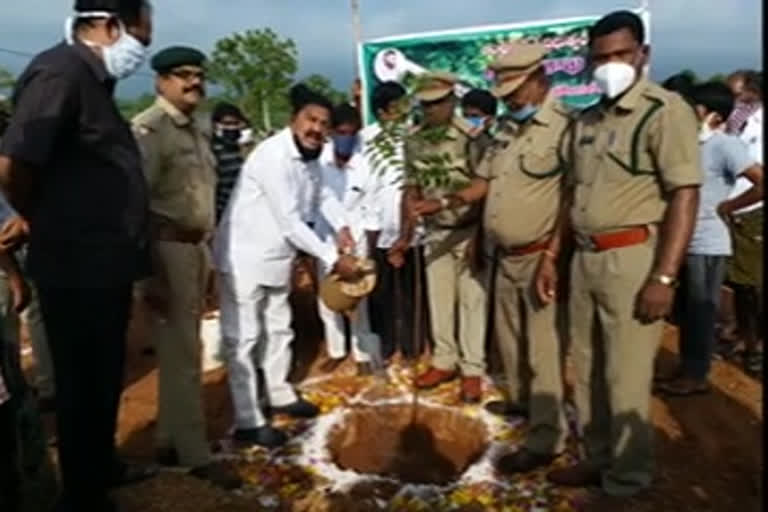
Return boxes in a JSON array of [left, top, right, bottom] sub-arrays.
[[26, 281, 763, 512]]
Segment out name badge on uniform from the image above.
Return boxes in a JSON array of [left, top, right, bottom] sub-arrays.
[[607, 130, 617, 149], [578, 135, 595, 146]]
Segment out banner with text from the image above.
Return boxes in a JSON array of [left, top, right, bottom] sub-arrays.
[[358, 9, 650, 124]]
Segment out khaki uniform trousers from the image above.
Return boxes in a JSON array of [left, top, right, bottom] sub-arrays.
[[495, 252, 567, 456], [424, 227, 488, 377], [149, 241, 211, 468], [569, 233, 662, 496]]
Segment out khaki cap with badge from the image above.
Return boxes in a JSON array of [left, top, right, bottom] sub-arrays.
[[414, 71, 459, 102], [490, 43, 548, 98]]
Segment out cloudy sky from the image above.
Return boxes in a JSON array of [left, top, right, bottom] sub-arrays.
[[0, 0, 762, 98]]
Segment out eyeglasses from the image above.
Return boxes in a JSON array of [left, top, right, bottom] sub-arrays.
[[169, 69, 206, 81]]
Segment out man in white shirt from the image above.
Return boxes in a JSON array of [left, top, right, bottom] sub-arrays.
[[316, 104, 382, 375], [214, 85, 360, 448], [724, 71, 763, 375], [362, 82, 424, 362]]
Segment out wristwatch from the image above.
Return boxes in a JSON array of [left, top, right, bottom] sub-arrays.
[[439, 197, 451, 210], [649, 273, 679, 288]]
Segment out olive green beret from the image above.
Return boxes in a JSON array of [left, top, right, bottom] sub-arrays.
[[150, 46, 207, 73]]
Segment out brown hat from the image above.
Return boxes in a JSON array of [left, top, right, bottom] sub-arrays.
[[413, 71, 458, 102], [489, 43, 548, 98]]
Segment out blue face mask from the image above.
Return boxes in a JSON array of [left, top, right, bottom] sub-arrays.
[[332, 134, 359, 158], [465, 116, 486, 129], [509, 104, 538, 122]]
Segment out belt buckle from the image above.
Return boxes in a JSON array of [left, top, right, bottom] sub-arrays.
[[576, 233, 597, 251]]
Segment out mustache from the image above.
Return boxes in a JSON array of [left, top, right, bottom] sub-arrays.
[[304, 131, 322, 140], [183, 85, 205, 95]]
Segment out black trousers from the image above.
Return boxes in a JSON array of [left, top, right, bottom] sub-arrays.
[[369, 247, 429, 360], [36, 284, 133, 511]]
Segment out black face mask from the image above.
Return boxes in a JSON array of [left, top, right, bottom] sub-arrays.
[[217, 128, 241, 144], [293, 134, 322, 161]]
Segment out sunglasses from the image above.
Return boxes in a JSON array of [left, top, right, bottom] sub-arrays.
[[169, 69, 206, 81]]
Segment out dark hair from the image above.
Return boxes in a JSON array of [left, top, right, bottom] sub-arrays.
[[331, 103, 360, 129], [690, 81, 735, 120], [460, 89, 497, 116], [289, 84, 333, 117], [74, 0, 150, 26], [662, 73, 695, 96], [589, 10, 645, 46], [371, 81, 406, 118], [742, 70, 763, 98], [0, 110, 9, 137], [212, 102, 246, 123]]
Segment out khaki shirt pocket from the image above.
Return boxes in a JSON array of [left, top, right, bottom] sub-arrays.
[[519, 145, 563, 179]]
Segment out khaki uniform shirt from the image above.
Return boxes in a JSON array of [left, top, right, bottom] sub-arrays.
[[405, 116, 492, 230], [568, 79, 701, 235], [479, 94, 571, 249], [132, 97, 217, 233]]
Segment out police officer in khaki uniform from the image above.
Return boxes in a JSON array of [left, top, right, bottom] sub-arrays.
[[389, 71, 492, 403], [539, 12, 701, 496], [437, 43, 571, 473], [133, 47, 240, 489]]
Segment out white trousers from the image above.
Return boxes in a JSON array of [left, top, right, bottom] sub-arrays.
[[316, 262, 381, 363], [218, 272, 297, 429]]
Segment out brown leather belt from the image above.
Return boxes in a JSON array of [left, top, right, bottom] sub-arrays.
[[576, 226, 650, 252], [150, 217, 208, 244], [501, 238, 551, 257]]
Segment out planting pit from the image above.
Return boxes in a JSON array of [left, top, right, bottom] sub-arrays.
[[326, 403, 489, 485]]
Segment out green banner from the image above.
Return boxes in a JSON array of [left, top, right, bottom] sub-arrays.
[[358, 10, 649, 124]]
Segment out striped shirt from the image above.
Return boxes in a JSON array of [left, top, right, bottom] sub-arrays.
[[211, 137, 245, 223], [726, 101, 760, 135]]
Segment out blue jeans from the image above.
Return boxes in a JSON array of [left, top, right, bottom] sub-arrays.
[[679, 255, 727, 380]]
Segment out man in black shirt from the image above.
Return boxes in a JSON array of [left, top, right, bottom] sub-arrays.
[[0, 1, 154, 511]]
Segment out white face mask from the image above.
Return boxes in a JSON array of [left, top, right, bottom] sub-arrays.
[[593, 62, 637, 99], [65, 11, 148, 80]]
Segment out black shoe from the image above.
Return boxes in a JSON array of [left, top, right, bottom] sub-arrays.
[[233, 426, 288, 449], [109, 461, 158, 488], [189, 462, 243, 490], [357, 362, 374, 376], [154, 447, 179, 467], [496, 448, 555, 474], [269, 398, 320, 419], [484, 400, 528, 418]]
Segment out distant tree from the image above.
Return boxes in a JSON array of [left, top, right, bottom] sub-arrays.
[[708, 73, 728, 83], [0, 67, 15, 96], [117, 93, 156, 120], [208, 28, 298, 131], [299, 74, 348, 106], [679, 69, 699, 84]]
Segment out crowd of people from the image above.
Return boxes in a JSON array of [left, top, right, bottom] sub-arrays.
[[0, 1, 762, 511]]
